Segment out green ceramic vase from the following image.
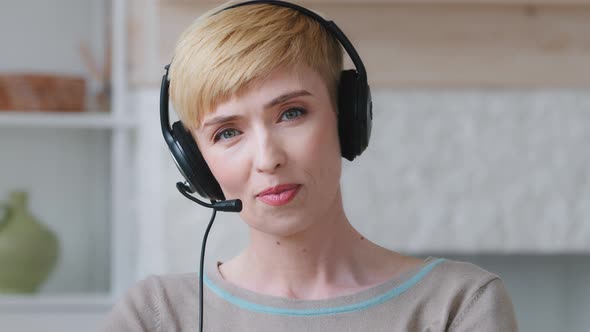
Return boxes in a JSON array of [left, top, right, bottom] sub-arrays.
[[0, 191, 59, 293]]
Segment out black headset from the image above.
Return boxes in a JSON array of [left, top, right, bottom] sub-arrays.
[[160, 0, 373, 202]]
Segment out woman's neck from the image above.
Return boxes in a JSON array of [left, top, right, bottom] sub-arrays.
[[218, 195, 408, 300]]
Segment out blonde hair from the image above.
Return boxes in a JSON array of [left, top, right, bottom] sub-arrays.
[[169, 1, 343, 130]]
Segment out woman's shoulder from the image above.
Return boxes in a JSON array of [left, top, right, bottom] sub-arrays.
[[425, 257, 500, 286], [416, 256, 505, 301], [118, 272, 200, 298], [144, 272, 200, 292], [413, 257, 518, 331], [99, 272, 200, 332]]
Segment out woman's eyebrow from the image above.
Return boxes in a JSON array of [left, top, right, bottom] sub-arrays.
[[201, 90, 312, 129], [202, 115, 240, 129], [264, 89, 311, 109]]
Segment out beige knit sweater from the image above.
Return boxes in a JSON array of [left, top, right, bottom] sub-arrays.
[[100, 257, 518, 331]]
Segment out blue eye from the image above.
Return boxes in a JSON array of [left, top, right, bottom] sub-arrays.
[[280, 108, 306, 121], [214, 128, 240, 142]]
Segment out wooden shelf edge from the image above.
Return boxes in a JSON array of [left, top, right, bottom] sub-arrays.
[[0, 111, 137, 129]]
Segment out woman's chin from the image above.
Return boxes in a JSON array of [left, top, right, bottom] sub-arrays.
[[248, 217, 312, 238]]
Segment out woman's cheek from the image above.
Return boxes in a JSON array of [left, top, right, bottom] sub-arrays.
[[208, 150, 247, 198]]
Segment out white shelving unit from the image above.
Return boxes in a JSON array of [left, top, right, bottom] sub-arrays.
[[0, 0, 135, 330]]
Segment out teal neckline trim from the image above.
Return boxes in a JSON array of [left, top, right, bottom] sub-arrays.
[[203, 258, 446, 317]]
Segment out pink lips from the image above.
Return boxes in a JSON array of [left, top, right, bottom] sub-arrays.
[[256, 184, 301, 206]]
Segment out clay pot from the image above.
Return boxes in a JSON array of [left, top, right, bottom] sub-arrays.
[[0, 191, 59, 293]]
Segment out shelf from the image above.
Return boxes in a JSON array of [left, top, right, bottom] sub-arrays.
[[0, 0, 135, 316], [0, 294, 114, 313], [0, 112, 136, 129]]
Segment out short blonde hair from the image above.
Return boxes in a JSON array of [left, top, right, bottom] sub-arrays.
[[169, 1, 343, 130]]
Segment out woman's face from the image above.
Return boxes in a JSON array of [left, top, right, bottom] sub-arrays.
[[192, 65, 342, 237]]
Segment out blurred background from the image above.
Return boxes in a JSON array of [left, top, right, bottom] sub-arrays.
[[0, 0, 589, 331]]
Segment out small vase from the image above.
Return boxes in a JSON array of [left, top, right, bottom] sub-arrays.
[[0, 191, 59, 293]]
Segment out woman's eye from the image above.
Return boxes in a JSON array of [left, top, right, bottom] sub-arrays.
[[214, 128, 240, 142], [280, 108, 306, 121]]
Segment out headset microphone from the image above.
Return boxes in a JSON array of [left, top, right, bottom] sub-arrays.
[[176, 182, 243, 212]]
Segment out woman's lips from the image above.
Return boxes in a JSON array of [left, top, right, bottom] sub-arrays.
[[256, 184, 301, 206]]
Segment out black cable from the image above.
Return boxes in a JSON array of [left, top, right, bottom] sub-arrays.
[[199, 206, 217, 332], [175, 182, 242, 332]]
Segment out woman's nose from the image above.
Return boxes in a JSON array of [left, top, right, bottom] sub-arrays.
[[254, 132, 287, 174]]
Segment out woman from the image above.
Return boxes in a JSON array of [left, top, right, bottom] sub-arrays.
[[101, 1, 518, 331]]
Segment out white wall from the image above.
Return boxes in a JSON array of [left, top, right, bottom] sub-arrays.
[[0, 0, 104, 75]]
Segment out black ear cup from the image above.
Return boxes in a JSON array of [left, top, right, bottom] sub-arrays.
[[338, 69, 372, 161], [171, 121, 226, 200]]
